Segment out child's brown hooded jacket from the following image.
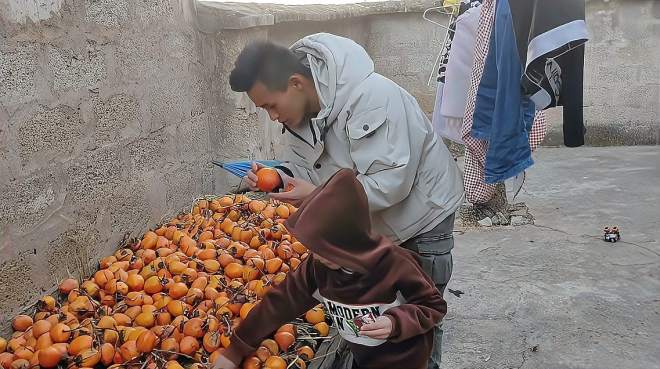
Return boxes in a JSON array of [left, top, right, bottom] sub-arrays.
[[223, 169, 446, 369]]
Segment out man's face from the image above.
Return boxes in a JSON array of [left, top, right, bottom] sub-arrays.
[[248, 79, 308, 129]]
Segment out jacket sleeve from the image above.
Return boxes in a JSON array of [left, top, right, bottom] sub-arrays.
[[382, 254, 446, 342], [277, 159, 314, 182], [346, 95, 424, 212], [277, 132, 315, 183], [222, 257, 318, 365]]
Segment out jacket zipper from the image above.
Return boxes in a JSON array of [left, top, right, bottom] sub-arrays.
[[281, 125, 315, 148]]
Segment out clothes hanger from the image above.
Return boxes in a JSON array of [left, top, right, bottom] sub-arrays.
[[423, 3, 458, 86], [422, 6, 456, 30]]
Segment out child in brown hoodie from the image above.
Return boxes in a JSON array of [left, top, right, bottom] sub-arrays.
[[212, 169, 446, 369]]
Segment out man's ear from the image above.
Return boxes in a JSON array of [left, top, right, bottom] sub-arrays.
[[289, 74, 306, 90]]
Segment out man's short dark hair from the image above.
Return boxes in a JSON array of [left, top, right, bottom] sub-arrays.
[[229, 41, 312, 93]]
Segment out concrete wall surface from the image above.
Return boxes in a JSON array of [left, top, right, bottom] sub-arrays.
[[0, 0, 272, 330]]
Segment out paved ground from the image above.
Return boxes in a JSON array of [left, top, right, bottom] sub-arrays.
[[443, 146, 660, 369]]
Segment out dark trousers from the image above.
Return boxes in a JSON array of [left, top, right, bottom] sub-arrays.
[[401, 213, 455, 369]]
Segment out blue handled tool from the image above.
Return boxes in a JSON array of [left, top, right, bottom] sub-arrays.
[[212, 160, 282, 178]]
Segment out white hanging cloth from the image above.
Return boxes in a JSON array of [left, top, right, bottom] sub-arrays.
[[440, 5, 481, 118], [431, 3, 481, 144], [432, 82, 464, 144]]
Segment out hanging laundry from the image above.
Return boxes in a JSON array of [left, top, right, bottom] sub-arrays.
[[432, 82, 464, 143], [509, 0, 589, 147], [472, 0, 536, 184], [431, 1, 482, 143], [460, 0, 547, 204], [436, 0, 483, 84], [441, 5, 481, 118], [461, 0, 497, 204], [557, 46, 585, 147], [436, 25, 456, 85], [460, 0, 484, 12]]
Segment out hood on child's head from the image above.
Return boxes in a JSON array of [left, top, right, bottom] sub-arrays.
[[284, 169, 390, 274]]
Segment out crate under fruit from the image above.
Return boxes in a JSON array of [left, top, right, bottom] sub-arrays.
[[308, 330, 351, 369]]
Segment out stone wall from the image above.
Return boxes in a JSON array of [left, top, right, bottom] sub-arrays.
[[0, 0, 272, 331], [543, 0, 660, 146]]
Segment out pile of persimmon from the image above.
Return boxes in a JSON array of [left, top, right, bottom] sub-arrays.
[[0, 195, 331, 369]]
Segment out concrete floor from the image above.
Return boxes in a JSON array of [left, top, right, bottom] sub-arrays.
[[443, 146, 660, 369]]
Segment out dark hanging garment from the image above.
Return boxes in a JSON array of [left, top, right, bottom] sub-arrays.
[[508, 0, 589, 147], [557, 45, 585, 147]]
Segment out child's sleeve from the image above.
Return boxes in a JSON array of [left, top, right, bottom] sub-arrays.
[[223, 256, 318, 364], [382, 256, 447, 343]]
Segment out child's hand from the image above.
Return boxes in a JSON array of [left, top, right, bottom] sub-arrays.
[[359, 316, 393, 339], [269, 176, 317, 205]]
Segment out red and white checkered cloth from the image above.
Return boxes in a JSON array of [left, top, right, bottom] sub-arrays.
[[461, 0, 547, 204]]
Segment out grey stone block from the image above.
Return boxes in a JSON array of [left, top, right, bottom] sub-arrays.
[[93, 93, 140, 143], [190, 76, 207, 118], [163, 163, 209, 213], [134, 0, 174, 24], [176, 114, 211, 161], [46, 227, 101, 282], [126, 132, 171, 175], [0, 252, 36, 329], [208, 108, 263, 160], [48, 43, 107, 92], [0, 42, 40, 104], [148, 76, 188, 132], [84, 0, 129, 27], [17, 105, 85, 164], [162, 31, 194, 62], [64, 143, 125, 211], [511, 216, 530, 227], [478, 217, 493, 227], [115, 32, 161, 82], [107, 179, 152, 237], [0, 167, 63, 232]]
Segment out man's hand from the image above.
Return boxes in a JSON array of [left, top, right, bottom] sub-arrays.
[[211, 355, 238, 369], [244, 162, 266, 192], [269, 175, 317, 205], [359, 316, 393, 339]]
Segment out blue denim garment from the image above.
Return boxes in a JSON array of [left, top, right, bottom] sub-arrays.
[[471, 0, 536, 184]]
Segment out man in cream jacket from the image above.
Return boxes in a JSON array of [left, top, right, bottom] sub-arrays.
[[230, 33, 464, 369]]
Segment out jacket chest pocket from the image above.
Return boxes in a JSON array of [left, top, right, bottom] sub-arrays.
[[345, 107, 394, 174], [346, 107, 387, 140]]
